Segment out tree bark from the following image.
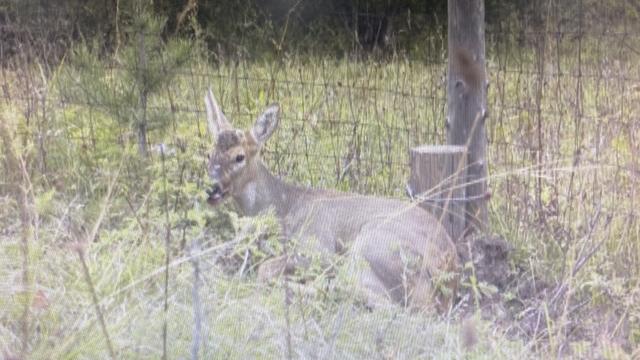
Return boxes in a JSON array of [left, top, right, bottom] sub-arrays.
[[447, 0, 489, 235], [409, 145, 467, 243]]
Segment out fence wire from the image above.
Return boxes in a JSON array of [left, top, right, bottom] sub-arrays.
[[2, 7, 640, 272]]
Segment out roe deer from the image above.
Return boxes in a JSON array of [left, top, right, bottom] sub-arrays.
[[204, 90, 459, 312]]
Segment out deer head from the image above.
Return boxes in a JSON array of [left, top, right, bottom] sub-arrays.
[[204, 89, 280, 206]]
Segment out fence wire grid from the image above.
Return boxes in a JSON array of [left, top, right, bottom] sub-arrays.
[[2, 6, 640, 273]]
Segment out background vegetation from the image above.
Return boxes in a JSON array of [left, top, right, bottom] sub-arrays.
[[1, 0, 639, 358]]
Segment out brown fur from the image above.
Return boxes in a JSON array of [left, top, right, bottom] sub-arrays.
[[215, 131, 241, 151]]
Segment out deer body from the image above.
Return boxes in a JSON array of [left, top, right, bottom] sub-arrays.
[[204, 90, 459, 311]]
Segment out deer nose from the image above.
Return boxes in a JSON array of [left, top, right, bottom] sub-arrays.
[[206, 183, 222, 197], [206, 182, 227, 205]]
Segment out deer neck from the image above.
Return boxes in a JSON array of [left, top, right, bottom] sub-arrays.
[[232, 161, 300, 217]]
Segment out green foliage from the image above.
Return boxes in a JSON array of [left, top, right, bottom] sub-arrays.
[[34, 189, 56, 219], [2, 6, 640, 356], [119, 11, 192, 96], [56, 6, 195, 157]]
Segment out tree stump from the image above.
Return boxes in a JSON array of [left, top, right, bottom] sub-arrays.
[[409, 145, 467, 243]]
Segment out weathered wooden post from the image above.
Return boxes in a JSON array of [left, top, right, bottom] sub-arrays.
[[408, 145, 467, 243], [447, 0, 489, 234], [409, 1, 488, 241]]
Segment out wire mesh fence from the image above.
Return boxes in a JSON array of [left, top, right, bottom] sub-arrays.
[[2, 3, 640, 356], [2, 5, 640, 266]]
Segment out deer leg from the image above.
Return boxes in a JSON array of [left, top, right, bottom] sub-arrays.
[[358, 264, 441, 313], [406, 273, 438, 314], [257, 254, 310, 282], [407, 249, 459, 313], [257, 255, 290, 282], [353, 265, 396, 310]]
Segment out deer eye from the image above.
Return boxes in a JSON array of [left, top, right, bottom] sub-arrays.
[[235, 154, 245, 163]]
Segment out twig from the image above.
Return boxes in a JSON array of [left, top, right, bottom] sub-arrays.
[[160, 146, 173, 360], [124, 195, 146, 233], [73, 161, 122, 360], [76, 246, 116, 360], [282, 236, 294, 360], [571, 210, 610, 277], [236, 249, 250, 278], [324, 305, 348, 359], [190, 237, 203, 360], [1, 119, 33, 357], [549, 205, 608, 307], [51, 195, 79, 242]]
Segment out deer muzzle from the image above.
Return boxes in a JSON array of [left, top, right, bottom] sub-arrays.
[[206, 183, 228, 206]]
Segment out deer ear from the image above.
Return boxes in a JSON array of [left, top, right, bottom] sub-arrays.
[[251, 104, 280, 145], [204, 89, 231, 140]]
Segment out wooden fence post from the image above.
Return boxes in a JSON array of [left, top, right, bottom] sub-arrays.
[[447, 0, 489, 234], [409, 145, 467, 243]]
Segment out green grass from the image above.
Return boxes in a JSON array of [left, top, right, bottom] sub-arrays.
[[1, 37, 640, 358], [0, 200, 532, 359]]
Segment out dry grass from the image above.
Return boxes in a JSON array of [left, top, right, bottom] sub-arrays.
[[1, 35, 639, 358]]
